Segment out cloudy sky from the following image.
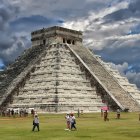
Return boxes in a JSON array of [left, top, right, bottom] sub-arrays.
[[0, 0, 140, 88]]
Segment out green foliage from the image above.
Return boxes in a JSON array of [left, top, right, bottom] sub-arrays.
[[0, 112, 140, 140]]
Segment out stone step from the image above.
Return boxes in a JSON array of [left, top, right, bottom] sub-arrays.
[[13, 94, 101, 99], [10, 102, 104, 107], [27, 78, 88, 83], [36, 62, 80, 68], [18, 90, 97, 96], [21, 85, 95, 91], [24, 82, 90, 88], [12, 100, 103, 104]]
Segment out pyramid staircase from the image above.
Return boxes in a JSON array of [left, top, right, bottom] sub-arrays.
[[100, 60, 140, 107], [69, 44, 140, 111]]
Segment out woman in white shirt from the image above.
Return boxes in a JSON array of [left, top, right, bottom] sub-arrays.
[[65, 114, 70, 130]]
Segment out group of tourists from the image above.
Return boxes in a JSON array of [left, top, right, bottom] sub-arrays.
[[65, 113, 77, 131], [0, 108, 29, 117], [101, 108, 121, 121], [32, 112, 77, 132], [32, 109, 121, 132], [32, 108, 122, 132]]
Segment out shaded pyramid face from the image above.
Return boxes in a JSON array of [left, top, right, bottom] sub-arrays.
[[9, 43, 106, 113]]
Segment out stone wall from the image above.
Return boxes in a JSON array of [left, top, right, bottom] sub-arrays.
[[0, 44, 46, 106], [31, 26, 82, 47]]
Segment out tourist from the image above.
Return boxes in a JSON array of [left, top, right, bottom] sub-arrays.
[[101, 109, 103, 117], [19, 109, 22, 117], [104, 110, 109, 121], [77, 109, 80, 118], [11, 109, 14, 117], [8, 109, 11, 117], [116, 108, 121, 119], [32, 114, 40, 131], [70, 113, 77, 130], [65, 113, 70, 130], [139, 114, 140, 121], [31, 109, 35, 117]]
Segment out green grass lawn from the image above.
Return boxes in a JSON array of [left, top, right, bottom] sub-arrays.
[[0, 112, 140, 140]]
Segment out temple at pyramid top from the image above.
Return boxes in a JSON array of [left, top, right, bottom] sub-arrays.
[[0, 26, 140, 113], [31, 26, 83, 47]]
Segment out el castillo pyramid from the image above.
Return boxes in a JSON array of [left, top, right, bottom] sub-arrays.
[[0, 26, 140, 113]]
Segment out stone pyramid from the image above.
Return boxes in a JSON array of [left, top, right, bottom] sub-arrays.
[[0, 26, 140, 113]]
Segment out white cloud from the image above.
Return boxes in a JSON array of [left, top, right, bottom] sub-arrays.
[[126, 71, 140, 88], [62, 0, 135, 51], [62, 0, 129, 30], [110, 62, 128, 75]]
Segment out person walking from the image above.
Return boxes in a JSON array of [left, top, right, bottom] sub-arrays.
[[32, 114, 40, 131], [116, 108, 121, 119], [104, 110, 109, 121], [101, 109, 103, 117], [65, 113, 70, 130], [77, 109, 80, 118], [70, 113, 77, 130]]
